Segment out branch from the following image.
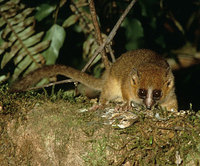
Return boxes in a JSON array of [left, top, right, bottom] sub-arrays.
[[82, 0, 137, 72], [107, 44, 116, 62], [89, 0, 110, 69]]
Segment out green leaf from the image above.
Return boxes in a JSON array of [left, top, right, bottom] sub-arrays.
[[0, 74, 8, 82], [35, 4, 56, 22], [12, 55, 32, 81], [0, 17, 6, 27], [21, 32, 44, 48], [83, 34, 94, 58], [13, 25, 35, 41], [42, 24, 66, 65], [0, 0, 21, 12], [14, 40, 50, 65], [122, 18, 144, 50], [14, 32, 45, 64], [62, 15, 79, 28], [23, 54, 43, 75], [1, 40, 22, 68], [12, 53, 43, 81], [9, 17, 35, 36], [0, 31, 5, 46]]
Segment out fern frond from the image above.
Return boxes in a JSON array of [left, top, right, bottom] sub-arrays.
[[0, 0, 50, 82]]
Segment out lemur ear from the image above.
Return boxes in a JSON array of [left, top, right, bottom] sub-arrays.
[[166, 79, 173, 88], [165, 67, 174, 88], [165, 66, 171, 76], [131, 68, 139, 85]]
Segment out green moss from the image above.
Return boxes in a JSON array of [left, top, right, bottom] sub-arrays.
[[1, 84, 200, 165]]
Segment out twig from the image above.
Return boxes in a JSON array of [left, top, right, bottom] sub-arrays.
[[107, 44, 116, 62], [26, 79, 74, 91], [53, 4, 59, 24], [82, 0, 137, 72], [89, 0, 110, 69]]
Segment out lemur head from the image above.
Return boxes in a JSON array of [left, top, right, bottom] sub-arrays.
[[130, 64, 174, 110]]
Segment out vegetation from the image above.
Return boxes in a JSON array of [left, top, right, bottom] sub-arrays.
[[0, 86, 200, 165]]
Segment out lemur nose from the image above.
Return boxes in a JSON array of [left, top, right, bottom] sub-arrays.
[[144, 98, 155, 110]]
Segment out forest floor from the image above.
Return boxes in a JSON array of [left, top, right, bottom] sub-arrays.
[[0, 85, 200, 165]]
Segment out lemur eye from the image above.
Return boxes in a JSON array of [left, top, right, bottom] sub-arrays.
[[138, 89, 147, 99], [153, 90, 162, 100]]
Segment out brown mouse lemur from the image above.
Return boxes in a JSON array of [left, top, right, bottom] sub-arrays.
[[10, 49, 178, 111]]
